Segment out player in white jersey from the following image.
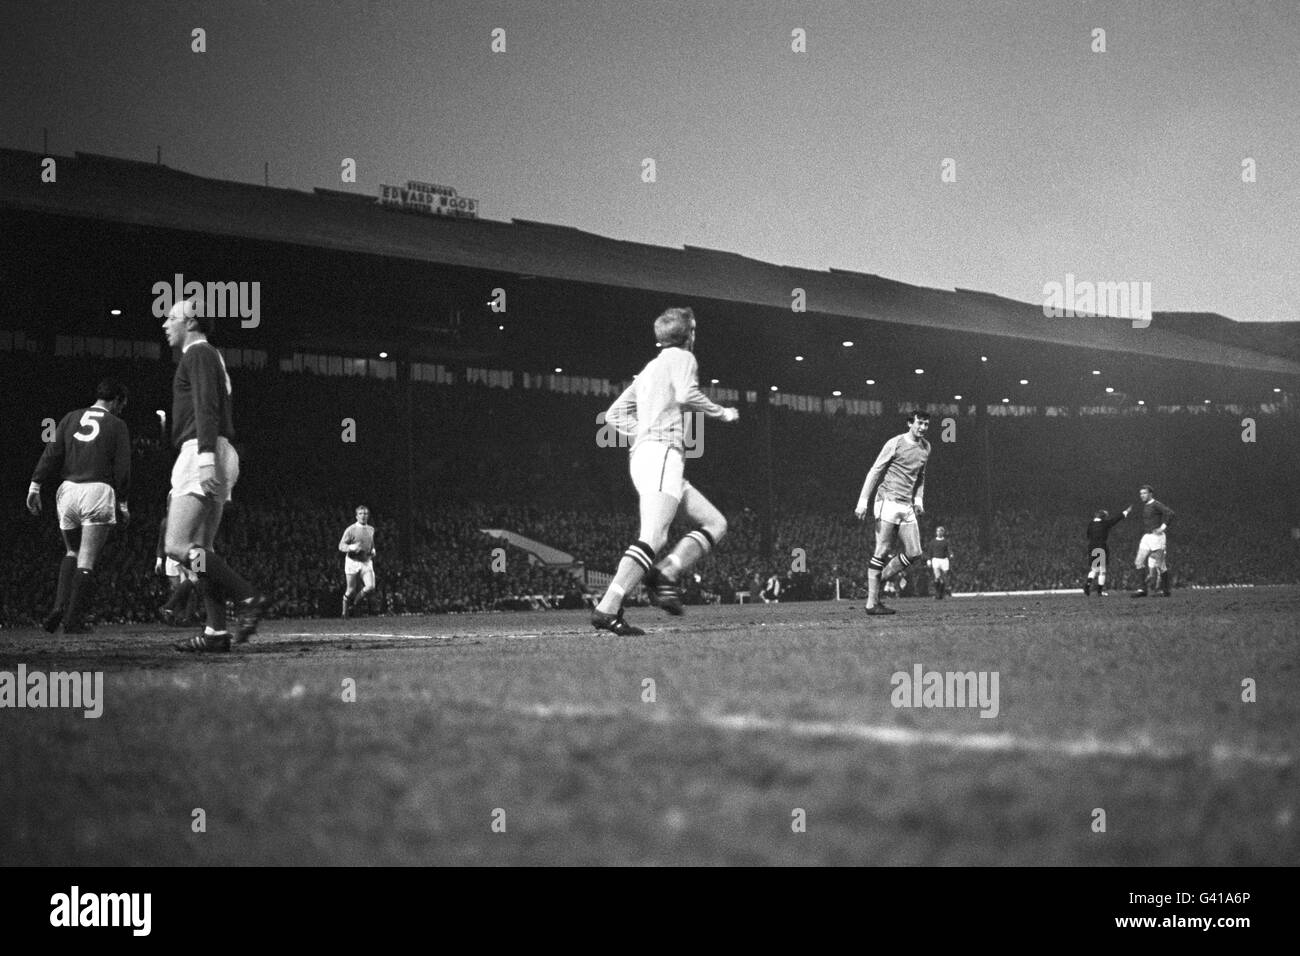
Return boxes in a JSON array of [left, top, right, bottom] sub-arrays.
[[855, 411, 931, 615], [339, 505, 377, 617], [593, 308, 739, 635]]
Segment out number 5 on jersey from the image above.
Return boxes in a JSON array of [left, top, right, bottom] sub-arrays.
[[74, 408, 105, 442]]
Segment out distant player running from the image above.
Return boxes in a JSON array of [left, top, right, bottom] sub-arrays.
[[855, 411, 931, 615], [26, 379, 132, 633], [1084, 504, 1132, 596], [161, 298, 267, 652], [927, 526, 953, 599], [1132, 485, 1174, 598], [339, 505, 377, 617], [594, 307, 739, 635]]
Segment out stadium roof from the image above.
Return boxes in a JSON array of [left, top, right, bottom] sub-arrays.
[[3, 147, 1299, 398]]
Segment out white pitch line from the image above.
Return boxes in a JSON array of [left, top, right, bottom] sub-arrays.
[[520, 703, 1293, 768], [277, 632, 455, 640]]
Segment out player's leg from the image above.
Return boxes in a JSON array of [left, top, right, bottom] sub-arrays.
[[596, 490, 675, 616], [1096, 548, 1110, 594], [62, 522, 112, 633], [866, 518, 898, 612], [343, 572, 360, 616], [1152, 547, 1169, 596], [881, 514, 924, 583], [1132, 537, 1152, 596], [206, 446, 265, 642], [160, 569, 180, 624], [594, 444, 679, 633], [195, 497, 231, 635], [358, 565, 377, 612], [167, 494, 230, 649], [648, 482, 726, 614], [44, 527, 80, 632], [200, 499, 264, 642]]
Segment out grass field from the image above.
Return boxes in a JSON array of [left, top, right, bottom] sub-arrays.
[[1, 588, 1297, 866]]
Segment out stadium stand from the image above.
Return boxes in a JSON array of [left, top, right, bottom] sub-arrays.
[[4, 350, 1297, 627]]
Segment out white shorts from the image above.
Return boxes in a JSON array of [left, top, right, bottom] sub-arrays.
[[170, 437, 240, 503], [875, 498, 917, 527], [630, 441, 689, 501], [345, 559, 376, 587], [56, 481, 116, 530], [929, 557, 950, 573], [1137, 531, 1167, 566], [166, 558, 197, 581]]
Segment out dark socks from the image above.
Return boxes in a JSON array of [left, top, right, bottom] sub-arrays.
[[200, 552, 256, 605], [63, 568, 96, 629], [54, 555, 77, 611]]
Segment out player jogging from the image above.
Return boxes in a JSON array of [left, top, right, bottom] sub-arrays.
[[1132, 485, 1174, 598], [161, 298, 266, 652], [339, 505, 377, 617], [1084, 504, 1132, 596], [26, 378, 132, 633], [593, 307, 739, 635], [927, 526, 953, 599], [855, 411, 931, 615]]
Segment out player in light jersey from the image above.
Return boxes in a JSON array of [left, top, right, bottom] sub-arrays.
[[26, 378, 132, 633], [1132, 485, 1174, 598], [855, 411, 931, 615], [161, 298, 266, 652], [594, 307, 740, 635], [339, 505, 377, 617]]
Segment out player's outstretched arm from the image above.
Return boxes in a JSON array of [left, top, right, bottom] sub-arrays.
[[671, 350, 731, 419], [856, 438, 895, 514]]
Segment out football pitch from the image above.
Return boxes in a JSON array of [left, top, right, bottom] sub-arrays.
[[2, 588, 1296, 866]]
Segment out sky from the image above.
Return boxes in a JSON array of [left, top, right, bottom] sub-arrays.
[[3, 0, 1297, 321]]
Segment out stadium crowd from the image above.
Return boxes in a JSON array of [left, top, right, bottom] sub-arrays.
[[5, 491, 1298, 627], [4, 351, 1298, 626]]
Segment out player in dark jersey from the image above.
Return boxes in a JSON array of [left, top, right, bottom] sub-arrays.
[[160, 298, 266, 652], [926, 526, 953, 599], [1084, 505, 1132, 596], [26, 379, 131, 633], [1132, 485, 1174, 598]]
